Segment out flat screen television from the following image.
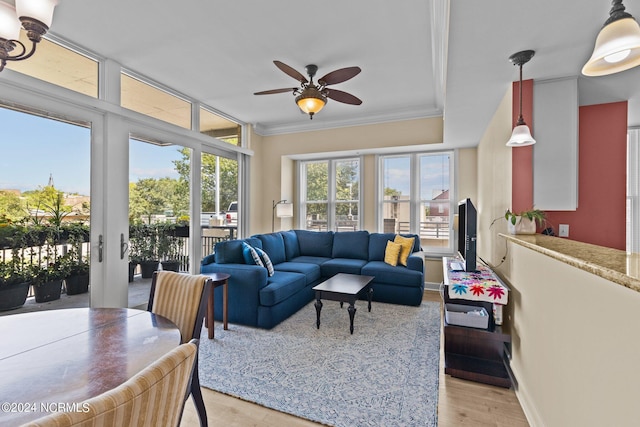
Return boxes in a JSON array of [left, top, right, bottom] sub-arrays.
[[457, 198, 477, 272]]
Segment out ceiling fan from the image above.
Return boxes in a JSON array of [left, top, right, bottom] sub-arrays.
[[254, 60, 362, 119]]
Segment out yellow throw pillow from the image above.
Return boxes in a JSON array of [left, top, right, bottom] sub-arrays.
[[394, 235, 416, 266], [384, 240, 402, 266]]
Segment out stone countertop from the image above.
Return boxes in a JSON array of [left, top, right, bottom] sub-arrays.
[[499, 233, 640, 293]]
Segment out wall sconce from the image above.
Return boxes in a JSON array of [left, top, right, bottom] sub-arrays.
[[583, 0, 640, 76], [0, 0, 59, 72], [272, 199, 293, 232], [506, 49, 536, 147]]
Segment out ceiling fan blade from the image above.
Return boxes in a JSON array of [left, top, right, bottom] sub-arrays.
[[318, 66, 362, 86], [254, 88, 297, 95], [325, 89, 362, 105], [273, 60, 308, 83]]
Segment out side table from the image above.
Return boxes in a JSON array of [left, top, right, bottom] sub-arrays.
[[203, 272, 230, 339]]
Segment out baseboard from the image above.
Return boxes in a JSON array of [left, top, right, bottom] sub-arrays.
[[424, 282, 441, 292]]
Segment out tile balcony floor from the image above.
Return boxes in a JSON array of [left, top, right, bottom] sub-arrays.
[[0, 276, 152, 316]]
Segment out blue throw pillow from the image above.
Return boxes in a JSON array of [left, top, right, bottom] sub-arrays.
[[255, 247, 275, 276], [242, 242, 264, 267]]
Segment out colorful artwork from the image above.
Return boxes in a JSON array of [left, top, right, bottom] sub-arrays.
[[447, 259, 508, 305]]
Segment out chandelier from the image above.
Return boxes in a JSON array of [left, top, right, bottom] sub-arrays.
[[0, 0, 58, 72]]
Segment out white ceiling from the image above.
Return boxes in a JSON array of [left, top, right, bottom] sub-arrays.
[[21, 0, 640, 143]]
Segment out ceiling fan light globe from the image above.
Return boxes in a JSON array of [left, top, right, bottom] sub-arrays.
[[296, 91, 327, 118], [506, 124, 536, 147], [583, 17, 640, 76]]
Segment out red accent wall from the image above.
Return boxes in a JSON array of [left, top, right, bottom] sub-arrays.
[[512, 79, 534, 212], [544, 101, 627, 250]]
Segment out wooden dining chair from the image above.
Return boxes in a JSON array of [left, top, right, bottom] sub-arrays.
[[26, 339, 199, 427], [147, 271, 212, 427]]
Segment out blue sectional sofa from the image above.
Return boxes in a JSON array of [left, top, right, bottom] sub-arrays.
[[200, 229, 424, 329]]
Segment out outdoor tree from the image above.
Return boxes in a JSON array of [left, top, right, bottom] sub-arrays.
[[0, 191, 25, 221], [22, 186, 72, 225], [304, 161, 328, 218], [129, 178, 188, 223], [174, 149, 238, 213], [335, 160, 358, 217]]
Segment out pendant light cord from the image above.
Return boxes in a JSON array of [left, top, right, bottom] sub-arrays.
[[516, 63, 525, 126]]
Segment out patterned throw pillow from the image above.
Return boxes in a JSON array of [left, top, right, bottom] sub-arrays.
[[242, 242, 264, 267], [255, 247, 275, 276], [394, 235, 415, 266], [383, 240, 402, 266]]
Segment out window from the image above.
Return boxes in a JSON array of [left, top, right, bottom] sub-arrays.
[[121, 73, 192, 129], [300, 158, 360, 232], [6, 36, 98, 98], [379, 152, 453, 253], [200, 107, 241, 146]]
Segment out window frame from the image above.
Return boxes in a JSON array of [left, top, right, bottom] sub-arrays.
[[377, 151, 455, 255], [298, 157, 362, 232]]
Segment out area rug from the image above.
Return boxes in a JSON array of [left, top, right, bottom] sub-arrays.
[[198, 300, 440, 427]]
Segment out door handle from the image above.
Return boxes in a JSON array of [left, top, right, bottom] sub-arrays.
[[120, 233, 128, 260], [98, 234, 103, 262]]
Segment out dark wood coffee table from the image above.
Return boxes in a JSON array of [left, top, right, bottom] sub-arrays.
[[312, 273, 374, 334]]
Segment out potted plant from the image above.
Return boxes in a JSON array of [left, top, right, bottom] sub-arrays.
[[61, 223, 90, 295], [137, 223, 159, 278], [32, 229, 70, 303], [0, 261, 33, 311], [174, 215, 190, 237], [33, 261, 69, 303], [0, 224, 37, 310], [157, 222, 181, 272], [128, 223, 144, 282], [0, 233, 35, 311], [505, 209, 546, 235]]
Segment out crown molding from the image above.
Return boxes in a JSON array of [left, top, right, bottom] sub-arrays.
[[253, 106, 443, 136]]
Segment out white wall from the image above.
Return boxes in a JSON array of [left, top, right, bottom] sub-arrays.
[[504, 241, 640, 427]]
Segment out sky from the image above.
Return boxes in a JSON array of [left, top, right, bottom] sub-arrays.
[[383, 155, 450, 199], [1, 107, 182, 196]]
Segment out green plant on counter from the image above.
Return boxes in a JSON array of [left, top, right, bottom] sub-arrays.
[[504, 209, 546, 226]]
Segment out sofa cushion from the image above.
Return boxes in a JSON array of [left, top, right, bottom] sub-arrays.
[[320, 258, 368, 277], [214, 238, 262, 264], [280, 230, 300, 260], [259, 271, 307, 307], [332, 230, 369, 260], [289, 255, 332, 266], [362, 261, 423, 287], [274, 261, 321, 285], [368, 233, 420, 261], [295, 230, 334, 257], [254, 233, 287, 265]]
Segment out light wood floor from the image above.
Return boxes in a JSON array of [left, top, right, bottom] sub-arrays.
[[180, 291, 529, 427]]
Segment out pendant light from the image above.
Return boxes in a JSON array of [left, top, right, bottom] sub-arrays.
[[0, 0, 59, 72], [507, 50, 536, 147], [583, 0, 640, 76]]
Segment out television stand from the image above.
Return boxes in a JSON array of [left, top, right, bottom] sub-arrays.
[[441, 257, 513, 388]]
